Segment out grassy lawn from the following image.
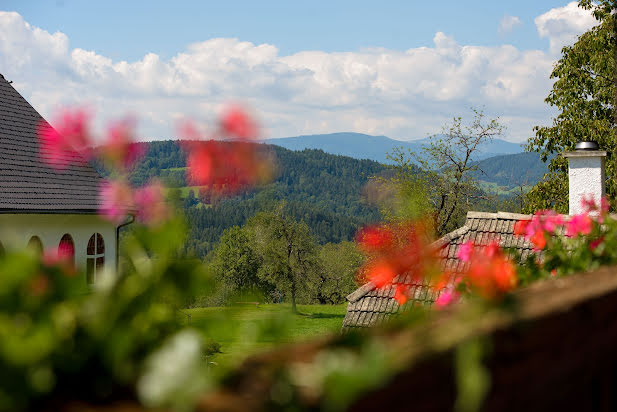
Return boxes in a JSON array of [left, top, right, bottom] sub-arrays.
[[184, 303, 347, 366]]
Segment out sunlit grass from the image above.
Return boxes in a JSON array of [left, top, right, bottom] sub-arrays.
[[184, 304, 347, 366]]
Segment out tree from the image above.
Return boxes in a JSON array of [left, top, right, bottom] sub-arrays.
[[525, 1, 616, 212], [210, 226, 266, 300], [387, 109, 504, 235], [247, 209, 319, 313], [314, 241, 365, 304]]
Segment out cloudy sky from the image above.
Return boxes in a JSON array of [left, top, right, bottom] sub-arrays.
[[0, 1, 599, 143]]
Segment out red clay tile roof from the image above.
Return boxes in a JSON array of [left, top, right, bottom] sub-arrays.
[[0, 73, 104, 213]]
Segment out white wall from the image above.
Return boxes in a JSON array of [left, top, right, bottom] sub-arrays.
[[0, 213, 117, 281]]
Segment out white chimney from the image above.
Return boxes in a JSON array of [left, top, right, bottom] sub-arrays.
[[562, 142, 606, 215]]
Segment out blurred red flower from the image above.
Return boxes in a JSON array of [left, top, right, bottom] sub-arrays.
[[134, 181, 170, 226], [99, 180, 134, 224], [37, 108, 93, 169], [101, 118, 145, 170], [220, 105, 258, 140]]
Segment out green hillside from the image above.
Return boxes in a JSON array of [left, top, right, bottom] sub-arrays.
[[471, 152, 550, 187], [92, 140, 539, 258], [107, 140, 386, 257]]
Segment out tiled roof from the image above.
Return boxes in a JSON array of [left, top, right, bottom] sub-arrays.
[[342, 211, 534, 330], [0, 73, 104, 213]]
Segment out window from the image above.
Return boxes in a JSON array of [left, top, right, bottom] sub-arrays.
[[58, 234, 75, 267], [27, 236, 43, 255], [86, 233, 104, 285]]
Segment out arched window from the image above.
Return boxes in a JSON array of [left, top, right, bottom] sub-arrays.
[[86, 233, 104, 285], [27, 236, 43, 255], [58, 234, 75, 267]]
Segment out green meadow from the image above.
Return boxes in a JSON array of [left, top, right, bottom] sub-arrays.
[[184, 304, 347, 366]]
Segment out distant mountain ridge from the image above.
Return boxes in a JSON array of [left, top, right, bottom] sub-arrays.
[[267, 132, 524, 164]]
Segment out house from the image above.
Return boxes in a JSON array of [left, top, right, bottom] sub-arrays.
[[0, 73, 130, 283], [342, 144, 607, 331]]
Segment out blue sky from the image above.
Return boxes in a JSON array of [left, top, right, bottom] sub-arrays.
[[0, 1, 599, 142], [5, 0, 567, 59]]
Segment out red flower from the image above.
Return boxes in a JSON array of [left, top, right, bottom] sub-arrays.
[[368, 261, 397, 288], [220, 105, 258, 140], [513, 220, 528, 236], [393, 285, 409, 305], [463, 243, 518, 300], [101, 118, 145, 169], [590, 236, 604, 251], [530, 230, 546, 250], [99, 180, 134, 224], [186, 140, 273, 194], [134, 181, 170, 226], [37, 108, 93, 169], [356, 225, 395, 253]]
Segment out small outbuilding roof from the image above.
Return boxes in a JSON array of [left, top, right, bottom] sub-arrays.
[[0, 73, 104, 213], [342, 211, 535, 331]]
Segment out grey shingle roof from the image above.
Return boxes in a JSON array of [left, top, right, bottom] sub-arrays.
[[0, 73, 104, 213], [342, 211, 534, 331]]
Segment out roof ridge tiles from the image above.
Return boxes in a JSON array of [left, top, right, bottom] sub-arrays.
[[466, 211, 532, 220]]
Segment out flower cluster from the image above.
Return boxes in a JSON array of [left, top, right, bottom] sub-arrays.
[[513, 210, 563, 250], [456, 241, 518, 300], [514, 197, 609, 252], [355, 221, 440, 304], [180, 105, 273, 193], [37, 104, 270, 228]]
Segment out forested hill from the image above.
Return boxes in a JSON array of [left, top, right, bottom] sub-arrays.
[[109, 140, 386, 257], [471, 152, 550, 187]]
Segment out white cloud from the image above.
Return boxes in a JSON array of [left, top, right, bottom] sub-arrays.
[[0, 11, 562, 143], [499, 15, 522, 35], [535, 1, 597, 54]]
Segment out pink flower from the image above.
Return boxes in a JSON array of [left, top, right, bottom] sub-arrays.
[[542, 212, 563, 233], [457, 241, 474, 262], [134, 181, 169, 226], [99, 180, 134, 224], [435, 290, 458, 309], [101, 117, 145, 169], [37, 108, 93, 169], [566, 214, 593, 237]]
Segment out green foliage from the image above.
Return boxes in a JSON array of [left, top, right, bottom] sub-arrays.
[[99, 141, 384, 257], [0, 217, 214, 411], [210, 225, 267, 301], [386, 110, 505, 234], [525, 1, 615, 212], [455, 338, 491, 412], [314, 242, 365, 304], [247, 210, 320, 313], [186, 304, 347, 364], [470, 152, 547, 188]]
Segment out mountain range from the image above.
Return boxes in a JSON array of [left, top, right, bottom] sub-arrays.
[[267, 132, 525, 164]]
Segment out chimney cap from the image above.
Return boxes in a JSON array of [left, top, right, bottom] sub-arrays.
[[575, 141, 600, 151]]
